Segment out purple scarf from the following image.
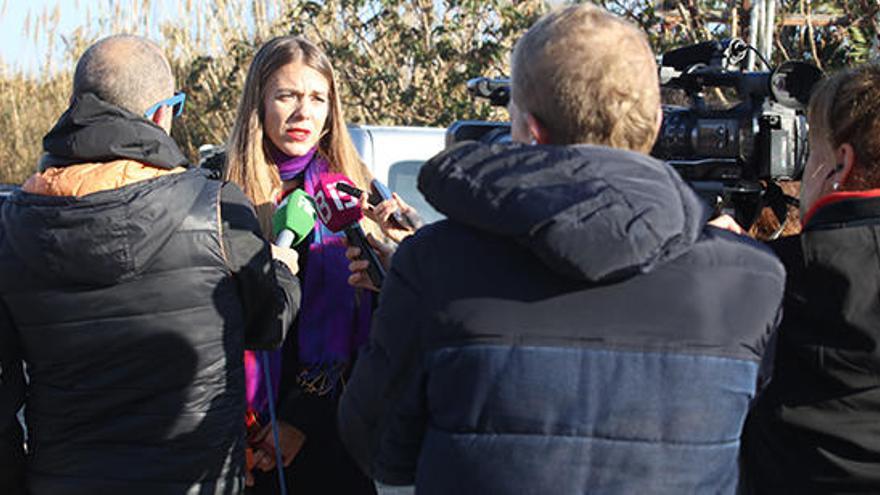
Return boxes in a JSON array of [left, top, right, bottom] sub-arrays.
[[246, 148, 373, 418], [270, 145, 317, 181]]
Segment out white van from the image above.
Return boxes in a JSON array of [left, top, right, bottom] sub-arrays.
[[198, 124, 450, 224], [347, 125, 447, 224]]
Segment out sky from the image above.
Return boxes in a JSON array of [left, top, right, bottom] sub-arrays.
[[0, 0, 568, 75], [0, 0, 66, 71], [0, 0, 328, 74], [3, 1, 94, 71], [0, 0, 182, 74]]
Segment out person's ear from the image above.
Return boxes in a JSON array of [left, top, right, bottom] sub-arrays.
[[150, 105, 172, 134], [833, 142, 857, 186], [525, 112, 551, 145], [655, 104, 664, 136]]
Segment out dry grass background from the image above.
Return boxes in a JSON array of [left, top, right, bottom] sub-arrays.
[[0, 0, 291, 183], [0, 0, 539, 184], [1, 0, 870, 190]]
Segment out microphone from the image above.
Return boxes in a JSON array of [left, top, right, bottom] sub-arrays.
[[314, 173, 386, 287], [370, 179, 422, 231], [335, 180, 421, 232], [272, 189, 317, 247]]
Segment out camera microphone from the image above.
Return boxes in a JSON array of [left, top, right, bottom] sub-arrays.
[[314, 173, 386, 288], [467, 77, 511, 107]]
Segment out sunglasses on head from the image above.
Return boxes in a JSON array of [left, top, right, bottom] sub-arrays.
[[144, 92, 186, 119]]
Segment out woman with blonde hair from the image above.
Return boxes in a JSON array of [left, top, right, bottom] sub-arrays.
[[743, 64, 880, 493], [227, 37, 373, 236], [226, 35, 377, 495]]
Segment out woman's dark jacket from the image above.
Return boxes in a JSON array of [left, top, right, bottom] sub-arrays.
[[0, 93, 300, 494], [207, 149, 375, 495], [250, 208, 376, 495], [744, 191, 880, 493], [339, 142, 785, 494]]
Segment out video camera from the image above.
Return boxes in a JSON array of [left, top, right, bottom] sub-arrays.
[[447, 38, 823, 229]]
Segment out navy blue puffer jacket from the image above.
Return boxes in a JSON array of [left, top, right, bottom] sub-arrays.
[[339, 142, 784, 495]]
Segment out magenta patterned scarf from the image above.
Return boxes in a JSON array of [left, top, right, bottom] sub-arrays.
[[245, 149, 373, 418]]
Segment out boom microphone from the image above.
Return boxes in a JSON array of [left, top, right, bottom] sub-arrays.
[[272, 189, 317, 247], [314, 173, 386, 287]]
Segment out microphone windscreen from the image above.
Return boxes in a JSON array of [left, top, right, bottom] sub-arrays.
[[272, 189, 317, 246], [314, 173, 363, 232]]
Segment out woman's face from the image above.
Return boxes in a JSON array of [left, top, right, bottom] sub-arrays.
[[800, 129, 838, 217], [263, 61, 331, 157]]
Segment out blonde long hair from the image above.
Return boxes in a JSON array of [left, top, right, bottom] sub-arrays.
[[226, 35, 374, 237]]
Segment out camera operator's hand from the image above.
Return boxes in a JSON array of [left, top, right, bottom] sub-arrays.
[[708, 214, 745, 235], [364, 193, 423, 244], [345, 233, 396, 292]]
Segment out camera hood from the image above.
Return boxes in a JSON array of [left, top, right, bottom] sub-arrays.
[[770, 61, 824, 109]]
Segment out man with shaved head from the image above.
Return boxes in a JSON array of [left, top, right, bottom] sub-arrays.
[[0, 35, 301, 494], [73, 35, 174, 118]]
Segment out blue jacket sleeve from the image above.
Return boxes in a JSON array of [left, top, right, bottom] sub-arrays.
[[0, 299, 25, 495], [338, 236, 427, 485]]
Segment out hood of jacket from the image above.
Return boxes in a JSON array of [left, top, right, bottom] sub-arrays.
[[418, 141, 710, 283], [40, 92, 188, 170]]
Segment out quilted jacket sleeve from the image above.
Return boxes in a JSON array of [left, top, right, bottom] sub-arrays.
[[0, 299, 25, 495], [338, 235, 428, 485]]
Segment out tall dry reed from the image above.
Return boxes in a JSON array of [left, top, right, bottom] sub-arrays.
[[0, 0, 295, 184], [0, 0, 541, 184]]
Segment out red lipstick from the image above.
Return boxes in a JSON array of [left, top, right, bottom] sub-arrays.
[[286, 128, 311, 142]]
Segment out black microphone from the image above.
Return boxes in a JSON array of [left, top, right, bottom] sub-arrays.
[[335, 181, 422, 232]]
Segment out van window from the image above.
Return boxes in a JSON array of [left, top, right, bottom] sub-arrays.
[[387, 160, 444, 224]]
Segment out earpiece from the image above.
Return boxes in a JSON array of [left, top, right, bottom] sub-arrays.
[[825, 163, 845, 180]]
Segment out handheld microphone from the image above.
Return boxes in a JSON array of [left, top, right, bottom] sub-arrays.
[[335, 181, 383, 207], [370, 179, 421, 231], [314, 173, 386, 287], [334, 180, 421, 231], [272, 189, 317, 247]]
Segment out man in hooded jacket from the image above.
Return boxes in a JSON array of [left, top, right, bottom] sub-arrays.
[[0, 35, 301, 494], [338, 5, 785, 494]]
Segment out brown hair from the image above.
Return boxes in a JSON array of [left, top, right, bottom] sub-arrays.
[[511, 4, 660, 152], [226, 35, 372, 237], [747, 181, 802, 240], [808, 64, 880, 190]]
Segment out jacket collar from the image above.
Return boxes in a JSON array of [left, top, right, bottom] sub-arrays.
[[418, 142, 710, 283], [23, 160, 185, 198], [802, 189, 880, 230]]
